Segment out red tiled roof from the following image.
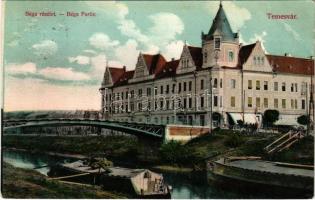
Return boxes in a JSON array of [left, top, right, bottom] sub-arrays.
[[266, 55, 314, 75], [108, 67, 125, 83], [187, 46, 203, 68], [114, 70, 135, 86], [143, 54, 167, 75], [238, 43, 256, 66], [155, 59, 179, 79]]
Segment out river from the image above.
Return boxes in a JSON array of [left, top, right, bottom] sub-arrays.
[[3, 150, 261, 199]]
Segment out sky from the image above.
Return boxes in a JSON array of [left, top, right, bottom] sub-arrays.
[[2, 0, 315, 111]]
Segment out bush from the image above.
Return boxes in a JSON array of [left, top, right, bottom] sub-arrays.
[[263, 109, 279, 127], [224, 133, 244, 148], [297, 115, 309, 125], [159, 140, 194, 165]]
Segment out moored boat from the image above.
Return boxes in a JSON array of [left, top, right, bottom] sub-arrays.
[[207, 156, 314, 198], [48, 158, 171, 198]]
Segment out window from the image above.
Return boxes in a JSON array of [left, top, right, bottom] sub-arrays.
[[256, 80, 260, 90], [160, 85, 163, 94], [166, 85, 169, 94], [200, 115, 205, 126], [248, 97, 252, 107], [189, 81, 192, 91], [264, 98, 268, 108], [261, 57, 265, 65], [178, 82, 182, 93], [282, 82, 286, 91], [201, 79, 204, 90], [264, 81, 268, 90], [138, 89, 142, 96], [189, 98, 192, 108], [220, 96, 222, 107], [254, 56, 257, 65], [302, 99, 306, 109], [257, 57, 260, 65], [214, 37, 221, 49], [213, 78, 218, 88], [295, 83, 298, 92], [154, 88, 157, 95], [214, 96, 218, 107], [204, 52, 207, 63], [231, 79, 236, 89], [256, 97, 261, 108], [228, 51, 234, 62], [220, 79, 223, 88], [172, 84, 176, 93], [200, 96, 204, 108], [183, 98, 187, 109], [301, 82, 307, 95], [274, 98, 278, 108], [248, 80, 252, 89], [295, 99, 298, 109], [231, 96, 235, 107], [183, 82, 187, 92], [274, 82, 278, 91], [282, 99, 286, 109], [291, 99, 294, 109], [147, 88, 151, 96], [291, 83, 294, 92]]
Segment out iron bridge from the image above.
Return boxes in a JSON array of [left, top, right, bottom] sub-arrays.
[[2, 118, 165, 138]]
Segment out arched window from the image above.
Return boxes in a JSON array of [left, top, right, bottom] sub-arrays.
[[213, 78, 218, 88], [228, 51, 234, 62]]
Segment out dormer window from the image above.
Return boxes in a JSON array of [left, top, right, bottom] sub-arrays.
[[214, 37, 221, 50], [228, 51, 234, 62]]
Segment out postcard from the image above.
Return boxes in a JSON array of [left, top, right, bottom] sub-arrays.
[[1, 0, 314, 199]]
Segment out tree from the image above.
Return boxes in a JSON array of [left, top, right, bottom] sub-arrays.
[[297, 115, 309, 125], [263, 109, 280, 127]]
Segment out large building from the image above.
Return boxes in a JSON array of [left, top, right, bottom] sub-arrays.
[[99, 3, 314, 128]]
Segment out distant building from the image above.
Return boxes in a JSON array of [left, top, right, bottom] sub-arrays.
[[100, 3, 314, 127]]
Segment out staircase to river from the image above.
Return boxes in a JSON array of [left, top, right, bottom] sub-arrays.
[[264, 130, 304, 154]]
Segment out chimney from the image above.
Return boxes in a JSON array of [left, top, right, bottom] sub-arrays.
[[171, 58, 175, 61], [123, 65, 126, 71], [284, 53, 288, 56]]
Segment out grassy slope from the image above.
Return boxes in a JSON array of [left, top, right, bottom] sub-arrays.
[[1, 162, 126, 199]]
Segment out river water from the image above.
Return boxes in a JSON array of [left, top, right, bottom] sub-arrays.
[[3, 150, 259, 199]]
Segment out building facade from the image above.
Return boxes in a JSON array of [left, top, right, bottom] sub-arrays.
[[100, 3, 314, 127]]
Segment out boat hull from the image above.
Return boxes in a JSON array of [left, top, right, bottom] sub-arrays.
[[207, 159, 314, 198]]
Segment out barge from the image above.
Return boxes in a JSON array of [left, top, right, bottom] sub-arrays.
[[48, 159, 171, 198], [207, 156, 314, 198]]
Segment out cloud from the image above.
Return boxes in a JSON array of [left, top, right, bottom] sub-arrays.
[[89, 33, 120, 50], [283, 22, 301, 41], [68, 55, 90, 65], [6, 62, 37, 74], [32, 40, 58, 57], [91, 53, 107, 75], [114, 39, 139, 68], [207, 2, 251, 31], [248, 31, 268, 51], [147, 13, 184, 46], [38, 67, 90, 81], [163, 40, 184, 60], [83, 49, 97, 55]]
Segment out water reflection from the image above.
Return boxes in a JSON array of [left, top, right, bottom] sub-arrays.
[[3, 150, 254, 199]]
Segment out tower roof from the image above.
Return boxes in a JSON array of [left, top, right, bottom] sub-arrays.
[[203, 3, 238, 41]]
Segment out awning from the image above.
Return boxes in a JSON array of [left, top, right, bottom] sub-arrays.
[[274, 114, 300, 126], [228, 113, 261, 124]]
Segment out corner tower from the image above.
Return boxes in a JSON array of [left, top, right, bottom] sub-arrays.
[[202, 2, 240, 68]]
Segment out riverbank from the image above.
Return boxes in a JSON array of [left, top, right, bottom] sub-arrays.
[[1, 162, 127, 198], [3, 130, 313, 169]]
